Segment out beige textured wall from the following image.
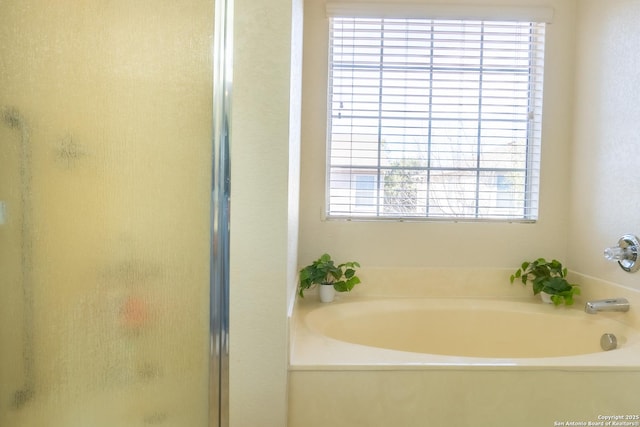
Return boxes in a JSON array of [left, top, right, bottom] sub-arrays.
[[569, 0, 640, 290], [299, 0, 578, 269], [230, 0, 302, 425]]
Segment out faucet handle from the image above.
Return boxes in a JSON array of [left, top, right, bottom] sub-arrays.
[[604, 246, 634, 261], [604, 235, 640, 273]]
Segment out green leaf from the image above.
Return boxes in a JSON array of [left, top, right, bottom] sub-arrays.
[[544, 277, 571, 292], [532, 281, 543, 295]]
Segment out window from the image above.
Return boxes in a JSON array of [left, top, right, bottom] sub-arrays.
[[326, 15, 546, 221]]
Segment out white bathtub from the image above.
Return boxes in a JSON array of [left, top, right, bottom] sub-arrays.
[[297, 298, 640, 365], [289, 284, 640, 427]]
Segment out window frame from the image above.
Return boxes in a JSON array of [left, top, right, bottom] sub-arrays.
[[324, 16, 547, 222]]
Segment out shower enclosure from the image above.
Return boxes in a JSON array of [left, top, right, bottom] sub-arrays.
[[0, 0, 230, 425]]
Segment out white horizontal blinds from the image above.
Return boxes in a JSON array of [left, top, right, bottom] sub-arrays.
[[327, 17, 546, 220]]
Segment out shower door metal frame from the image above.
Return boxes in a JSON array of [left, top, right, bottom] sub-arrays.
[[211, 0, 232, 425]]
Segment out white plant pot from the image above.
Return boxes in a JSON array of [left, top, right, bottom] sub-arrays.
[[319, 285, 336, 303], [540, 291, 553, 304]]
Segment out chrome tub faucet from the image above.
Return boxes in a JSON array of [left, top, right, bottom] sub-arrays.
[[584, 298, 630, 314]]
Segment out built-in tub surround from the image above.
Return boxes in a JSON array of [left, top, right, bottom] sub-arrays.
[[288, 268, 640, 427]]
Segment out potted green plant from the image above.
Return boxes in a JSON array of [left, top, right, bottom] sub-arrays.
[[298, 253, 361, 302], [510, 258, 580, 306]]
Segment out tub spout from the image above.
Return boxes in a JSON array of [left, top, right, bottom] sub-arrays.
[[584, 298, 630, 314]]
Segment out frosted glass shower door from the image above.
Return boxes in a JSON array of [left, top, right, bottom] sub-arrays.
[[0, 1, 216, 426]]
